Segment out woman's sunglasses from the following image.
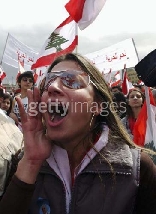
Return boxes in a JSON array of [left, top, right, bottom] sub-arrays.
[[43, 70, 93, 91], [22, 77, 33, 83]]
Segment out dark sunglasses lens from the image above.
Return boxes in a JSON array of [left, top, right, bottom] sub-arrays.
[[45, 74, 57, 88], [62, 72, 89, 89], [61, 73, 79, 89], [47, 73, 57, 81]]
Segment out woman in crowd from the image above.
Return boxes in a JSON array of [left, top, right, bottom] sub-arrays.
[[0, 53, 156, 214], [121, 88, 145, 138]]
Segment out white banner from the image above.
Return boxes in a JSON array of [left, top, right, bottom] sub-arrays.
[[2, 33, 38, 70], [85, 38, 139, 73]]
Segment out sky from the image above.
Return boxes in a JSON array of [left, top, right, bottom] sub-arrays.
[[1, 0, 156, 83]]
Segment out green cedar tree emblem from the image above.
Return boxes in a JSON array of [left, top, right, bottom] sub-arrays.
[[45, 32, 69, 52]]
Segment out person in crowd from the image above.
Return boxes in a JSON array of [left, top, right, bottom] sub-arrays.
[[110, 85, 122, 94], [121, 88, 145, 138], [112, 91, 127, 119], [0, 53, 156, 214], [0, 102, 23, 200], [0, 93, 13, 116], [10, 71, 34, 131]]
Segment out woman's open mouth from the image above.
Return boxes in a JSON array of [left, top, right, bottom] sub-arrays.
[[47, 102, 68, 126]]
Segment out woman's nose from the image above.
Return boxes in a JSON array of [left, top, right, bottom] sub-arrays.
[[47, 77, 64, 96]]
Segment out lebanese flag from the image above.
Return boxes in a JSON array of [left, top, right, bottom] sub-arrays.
[[111, 80, 121, 87], [31, 16, 78, 70], [110, 70, 121, 87], [18, 58, 25, 73], [0, 65, 6, 82], [16, 57, 25, 80], [122, 66, 133, 95], [65, 0, 107, 30], [33, 71, 38, 83], [34, 69, 43, 87], [122, 67, 128, 95], [103, 69, 111, 85], [36, 70, 43, 87], [133, 86, 156, 148]]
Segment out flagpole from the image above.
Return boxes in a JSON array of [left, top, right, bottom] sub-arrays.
[[132, 38, 140, 62], [0, 32, 9, 65]]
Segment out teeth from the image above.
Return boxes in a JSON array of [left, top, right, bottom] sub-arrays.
[[51, 114, 55, 121]]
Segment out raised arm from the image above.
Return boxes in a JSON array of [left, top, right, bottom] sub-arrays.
[[15, 87, 52, 183], [0, 87, 52, 214]]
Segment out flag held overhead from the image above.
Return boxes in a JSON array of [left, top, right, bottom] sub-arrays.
[[31, 16, 78, 70], [65, 0, 107, 30]]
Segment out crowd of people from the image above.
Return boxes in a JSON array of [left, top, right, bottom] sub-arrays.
[[0, 52, 156, 214]]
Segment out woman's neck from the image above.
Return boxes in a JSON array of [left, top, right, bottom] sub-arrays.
[[57, 134, 93, 170], [132, 107, 142, 119]]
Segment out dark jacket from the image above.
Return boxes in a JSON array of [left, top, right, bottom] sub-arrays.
[[0, 137, 156, 214]]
